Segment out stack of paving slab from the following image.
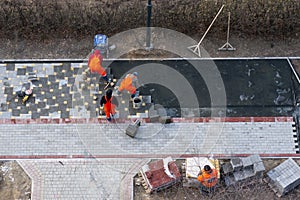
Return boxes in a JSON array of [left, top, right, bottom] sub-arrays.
[[139, 157, 182, 193], [148, 106, 172, 124], [223, 154, 265, 186], [265, 158, 300, 197]]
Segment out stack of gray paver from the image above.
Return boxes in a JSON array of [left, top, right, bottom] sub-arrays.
[[223, 154, 265, 186], [148, 105, 172, 124], [266, 158, 300, 197]]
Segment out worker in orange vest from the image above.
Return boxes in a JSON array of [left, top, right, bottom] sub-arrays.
[[100, 89, 118, 121], [88, 49, 109, 82], [197, 165, 218, 192], [117, 72, 141, 98]]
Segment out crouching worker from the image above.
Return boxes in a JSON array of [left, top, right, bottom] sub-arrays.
[[100, 89, 118, 121], [116, 72, 141, 98], [197, 165, 218, 193], [17, 88, 32, 104]]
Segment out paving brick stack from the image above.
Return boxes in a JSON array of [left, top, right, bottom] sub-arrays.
[[223, 154, 265, 186], [266, 158, 300, 197]]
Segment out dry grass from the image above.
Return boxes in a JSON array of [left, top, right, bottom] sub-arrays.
[[0, 0, 299, 40]]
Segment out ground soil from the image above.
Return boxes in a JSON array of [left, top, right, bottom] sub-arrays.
[[1, 34, 299, 59], [0, 161, 31, 200]]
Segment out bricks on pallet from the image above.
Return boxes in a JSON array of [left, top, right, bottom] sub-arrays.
[[267, 158, 300, 196], [233, 170, 245, 181], [254, 162, 265, 177], [222, 163, 234, 175], [241, 156, 253, 170], [230, 158, 243, 172], [243, 168, 256, 179], [249, 154, 262, 164], [233, 168, 255, 182]]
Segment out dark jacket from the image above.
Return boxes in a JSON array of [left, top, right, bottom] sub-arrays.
[[100, 95, 119, 107]]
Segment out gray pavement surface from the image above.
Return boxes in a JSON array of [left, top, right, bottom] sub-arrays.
[[0, 122, 297, 157]]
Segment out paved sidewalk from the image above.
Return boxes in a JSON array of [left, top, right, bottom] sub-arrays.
[[18, 158, 148, 200], [0, 120, 298, 158]]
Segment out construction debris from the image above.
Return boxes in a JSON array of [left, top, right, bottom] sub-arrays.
[[139, 157, 181, 193], [222, 154, 265, 186], [265, 158, 300, 197]]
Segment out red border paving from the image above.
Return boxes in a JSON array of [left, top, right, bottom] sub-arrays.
[[0, 116, 294, 124]]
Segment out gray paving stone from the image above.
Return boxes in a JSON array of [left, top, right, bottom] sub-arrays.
[[223, 162, 234, 175], [231, 158, 243, 171], [267, 158, 300, 196], [0, 112, 11, 119], [254, 161, 265, 176]]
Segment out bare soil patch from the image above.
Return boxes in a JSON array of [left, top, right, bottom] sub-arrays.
[[0, 161, 31, 200]]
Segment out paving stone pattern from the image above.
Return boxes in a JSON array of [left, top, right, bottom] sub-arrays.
[[18, 158, 148, 200], [0, 62, 154, 120], [0, 62, 104, 119]]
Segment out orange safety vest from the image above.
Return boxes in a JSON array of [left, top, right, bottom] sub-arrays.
[[88, 51, 106, 77], [118, 74, 137, 94], [103, 96, 116, 118], [197, 168, 218, 188]]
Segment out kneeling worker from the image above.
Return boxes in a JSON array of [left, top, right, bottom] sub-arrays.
[[100, 89, 118, 121], [197, 165, 218, 192], [117, 72, 141, 98]]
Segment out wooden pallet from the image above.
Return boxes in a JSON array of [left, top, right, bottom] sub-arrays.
[[263, 178, 283, 197]]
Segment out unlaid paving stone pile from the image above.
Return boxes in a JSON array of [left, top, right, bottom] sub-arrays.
[[222, 154, 265, 186], [266, 158, 300, 197]]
